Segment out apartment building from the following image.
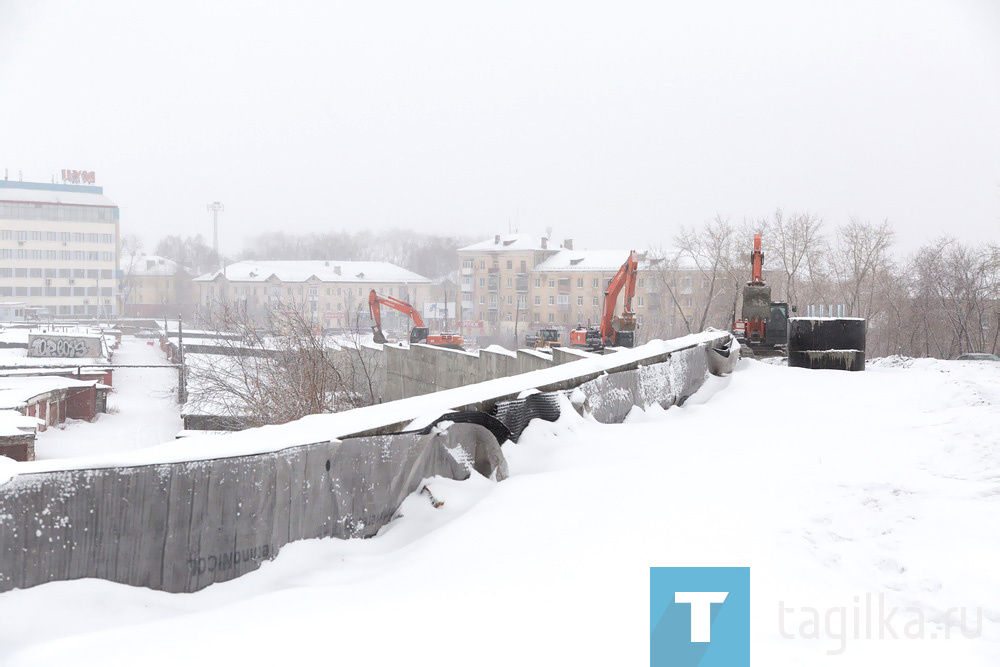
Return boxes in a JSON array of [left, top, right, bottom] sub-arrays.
[[193, 260, 431, 330], [0, 179, 119, 318], [457, 234, 558, 338], [458, 233, 735, 344], [121, 254, 196, 319]]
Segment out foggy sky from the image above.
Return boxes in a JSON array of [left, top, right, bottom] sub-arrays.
[[1, 0, 998, 258]]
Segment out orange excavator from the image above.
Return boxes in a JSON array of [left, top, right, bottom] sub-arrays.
[[569, 250, 639, 350], [368, 289, 465, 350], [732, 234, 789, 356]]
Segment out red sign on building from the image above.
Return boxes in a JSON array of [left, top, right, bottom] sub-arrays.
[[61, 169, 96, 185]]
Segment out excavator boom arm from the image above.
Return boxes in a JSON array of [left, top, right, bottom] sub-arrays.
[[750, 233, 764, 285], [369, 289, 424, 338], [599, 250, 639, 343]]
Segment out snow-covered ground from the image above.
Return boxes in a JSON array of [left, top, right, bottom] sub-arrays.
[[31, 337, 182, 461], [0, 357, 998, 665]]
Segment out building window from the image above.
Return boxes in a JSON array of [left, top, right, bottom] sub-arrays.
[[684, 297, 692, 307], [557, 294, 568, 305], [548, 296, 554, 305], [548, 279, 554, 288], [506, 277, 512, 288], [479, 277, 485, 287], [592, 296, 599, 306], [547, 313, 554, 322], [577, 278, 583, 288], [637, 296, 644, 307], [479, 295, 485, 304], [534, 296, 540, 306], [506, 295, 512, 305], [462, 259, 473, 269], [593, 278, 599, 288], [534, 278, 540, 288], [479, 261, 485, 269], [577, 296, 583, 306], [506, 260, 513, 270]]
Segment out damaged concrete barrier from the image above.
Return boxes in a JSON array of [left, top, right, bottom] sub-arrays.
[[787, 317, 866, 371]]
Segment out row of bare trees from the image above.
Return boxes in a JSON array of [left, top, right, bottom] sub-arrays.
[[650, 210, 999, 358]]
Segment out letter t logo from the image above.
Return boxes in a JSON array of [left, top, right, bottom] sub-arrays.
[[674, 592, 729, 642]]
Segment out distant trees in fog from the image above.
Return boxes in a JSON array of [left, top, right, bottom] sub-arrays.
[[237, 229, 471, 280]]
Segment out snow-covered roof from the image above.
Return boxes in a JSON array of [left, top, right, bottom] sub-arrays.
[[534, 250, 639, 273], [0, 409, 40, 438], [0, 377, 100, 410], [124, 255, 193, 277], [0, 185, 117, 208], [458, 234, 549, 252], [194, 261, 431, 284]]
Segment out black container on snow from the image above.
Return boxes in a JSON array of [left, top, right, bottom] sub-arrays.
[[787, 317, 866, 371]]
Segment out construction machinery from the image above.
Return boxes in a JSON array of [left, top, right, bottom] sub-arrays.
[[569, 250, 639, 351], [732, 234, 789, 357], [368, 290, 465, 350], [524, 328, 563, 349]]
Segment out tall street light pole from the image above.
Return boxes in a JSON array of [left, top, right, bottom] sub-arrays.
[[207, 201, 224, 271]]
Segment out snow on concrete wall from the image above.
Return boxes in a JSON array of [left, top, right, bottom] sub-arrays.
[[0, 423, 503, 593]]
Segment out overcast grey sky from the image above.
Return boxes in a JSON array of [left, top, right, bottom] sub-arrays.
[[1, 0, 998, 256]]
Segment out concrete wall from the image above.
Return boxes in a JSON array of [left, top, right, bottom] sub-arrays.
[[27, 334, 103, 359], [382, 343, 602, 401], [0, 423, 504, 594]]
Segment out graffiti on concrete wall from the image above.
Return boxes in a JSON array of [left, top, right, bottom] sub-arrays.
[[27, 335, 100, 359]]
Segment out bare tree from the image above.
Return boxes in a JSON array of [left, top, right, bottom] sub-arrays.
[[184, 299, 383, 429], [119, 234, 145, 317], [765, 209, 825, 309], [671, 215, 743, 332], [831, 218, 895, 319]]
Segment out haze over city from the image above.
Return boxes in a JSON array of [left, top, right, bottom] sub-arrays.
[[2, 0, 998, 255]]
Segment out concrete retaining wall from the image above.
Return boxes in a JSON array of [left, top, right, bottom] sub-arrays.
[[0, 423, 503, 594], [382, 343, 604, 402]]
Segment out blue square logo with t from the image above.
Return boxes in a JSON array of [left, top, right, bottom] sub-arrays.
[[650, 567, 750, 667]]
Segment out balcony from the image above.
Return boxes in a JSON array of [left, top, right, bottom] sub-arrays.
[[488, 302, 499, 310], [461, 267, 474, 276], [487, 277, 499, 291], [515, 277, 529, 292]]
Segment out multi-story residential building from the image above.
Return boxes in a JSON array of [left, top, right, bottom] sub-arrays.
[[193, 260, 431, 331], [457, 234, 558, 339], [530, 249, 650, 330], [121, 254, 196, 319], [458, 233, 740, 345], [0, 179, 120, 318]]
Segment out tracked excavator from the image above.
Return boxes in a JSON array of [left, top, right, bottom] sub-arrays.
[[569, 250, 639, 351], [732, 234, 789, 357], [368, 290, 465, 350]]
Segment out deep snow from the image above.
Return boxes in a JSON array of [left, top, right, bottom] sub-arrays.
[[30, 338, 182, 461], [0, 357, 998, 665]]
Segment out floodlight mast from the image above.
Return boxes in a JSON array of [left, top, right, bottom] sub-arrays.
[[207, 201, 224, 270]]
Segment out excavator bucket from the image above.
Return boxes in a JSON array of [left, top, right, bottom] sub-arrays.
[[371, 326, 388, 345]]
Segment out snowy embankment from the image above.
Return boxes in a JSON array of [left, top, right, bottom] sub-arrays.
[[0, 357, 997, 665]]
